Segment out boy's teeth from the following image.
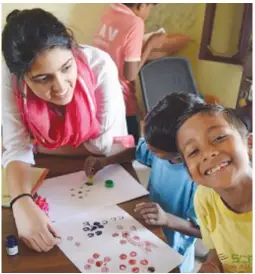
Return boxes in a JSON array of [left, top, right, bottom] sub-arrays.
[[206, 161, 229, 175], [220, 162, 228, 167], [210, 166, 221, 174]]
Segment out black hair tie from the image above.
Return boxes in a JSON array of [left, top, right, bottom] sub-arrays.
[[10, 193, 34, 209]]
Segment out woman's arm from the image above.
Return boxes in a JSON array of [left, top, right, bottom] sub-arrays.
[[2, 63, 60, 252], [2, 61, 35, 170], [8, 161, 61, 252], [82, 47, 128, 155], [2, 64, 38, 197], [6, 161, 34, 198]]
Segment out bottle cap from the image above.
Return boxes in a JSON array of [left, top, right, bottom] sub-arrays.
[[6, 235, 18, 248], [105, 180, 114, 188]]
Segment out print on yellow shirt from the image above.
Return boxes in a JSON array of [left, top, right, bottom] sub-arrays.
[[219, 253, 252, 272], [194, 186, 252, 273]]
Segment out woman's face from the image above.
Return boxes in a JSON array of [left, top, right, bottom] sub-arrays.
[[24, 47, 78, 105]]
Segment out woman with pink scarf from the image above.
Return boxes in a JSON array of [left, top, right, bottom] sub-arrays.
[[2, 9, 127, 252]]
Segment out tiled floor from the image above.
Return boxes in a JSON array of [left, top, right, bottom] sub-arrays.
[[132, 161, 208, 273]]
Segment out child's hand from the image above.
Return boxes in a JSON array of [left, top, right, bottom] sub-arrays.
[[84, 156, 106, 177], [198, 261, 222, 273], [134, 202, 168, 226], [148, 33, 167, 50]]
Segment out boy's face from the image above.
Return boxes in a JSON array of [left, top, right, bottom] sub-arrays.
[[177, 112, 250, 189], [147, 143, 182, 164], [135, 4, 154, 21]]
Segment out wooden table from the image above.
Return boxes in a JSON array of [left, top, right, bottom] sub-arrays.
[[2, 155, 179, 273]]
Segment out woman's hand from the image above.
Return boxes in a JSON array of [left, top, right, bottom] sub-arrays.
[[84, 156, 107, 178], [12, 197, 61, 252]]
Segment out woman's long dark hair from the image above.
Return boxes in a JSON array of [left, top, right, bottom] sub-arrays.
[[2, 8, 78, 81]]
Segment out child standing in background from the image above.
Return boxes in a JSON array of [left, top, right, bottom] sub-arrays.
[[94, 3, 166, 143], [176, 104, 252, 273]]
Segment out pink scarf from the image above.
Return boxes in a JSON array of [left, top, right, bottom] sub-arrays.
[[14, 48, 101, 149]]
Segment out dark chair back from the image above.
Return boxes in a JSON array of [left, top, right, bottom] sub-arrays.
[[139, 57, 199, 112]]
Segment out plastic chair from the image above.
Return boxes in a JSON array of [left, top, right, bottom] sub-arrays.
[[139, 57, 199, 112]]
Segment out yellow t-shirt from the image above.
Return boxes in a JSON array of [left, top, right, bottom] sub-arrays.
[[194, 186, 252, 273]]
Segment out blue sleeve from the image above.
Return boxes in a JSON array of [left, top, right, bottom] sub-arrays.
[[185, 183, 199, 227], [135, 137, 154, 167]]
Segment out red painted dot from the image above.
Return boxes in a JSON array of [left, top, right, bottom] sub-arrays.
[[119, 264, 126, 270], [120, 254, 127, 260], [104, 257, 111, 263], [140, 259, 148, 265], [130, 251, 137, 257], [84, 264, 91, 270], [122, 232, 129, 238], [120, 240, 127, 245], [88, 258, 94, 264], [96, 261, 103, 267], [101, 266, 109, 272], [93, 253, 100, 259], [133, 236, 140, 241], [132, 267, 139, 273], [129, 259, 136, 265]]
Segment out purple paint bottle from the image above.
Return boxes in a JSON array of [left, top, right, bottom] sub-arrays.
[[6, 235, 18, 256]]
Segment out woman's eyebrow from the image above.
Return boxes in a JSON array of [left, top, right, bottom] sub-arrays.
[[30, 57, 73, 80]]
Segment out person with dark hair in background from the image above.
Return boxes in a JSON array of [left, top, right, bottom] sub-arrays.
[[84, 92, 205, 272], [2, 8, 128, 252], [94, 3, 166, 143]]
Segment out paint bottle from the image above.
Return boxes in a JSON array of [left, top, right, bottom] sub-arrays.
[[6, 235, 18, 256]]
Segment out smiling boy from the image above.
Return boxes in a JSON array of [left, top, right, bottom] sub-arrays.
[[176, 104, 252, 273]]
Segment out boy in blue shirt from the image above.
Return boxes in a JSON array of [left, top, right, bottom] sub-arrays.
[[84, 92, 204, 272]]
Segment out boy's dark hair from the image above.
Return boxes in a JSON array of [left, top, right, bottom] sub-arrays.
[[2, 8, 77, 81], [176, 104, 249, 140], [123, 3, 157, 8], [144, 92, 205, 153]]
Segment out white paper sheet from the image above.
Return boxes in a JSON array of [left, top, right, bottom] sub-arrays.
[[38, 164, 149, 222], [143, 28, 166, 42], [54, 205, 183, 273]]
